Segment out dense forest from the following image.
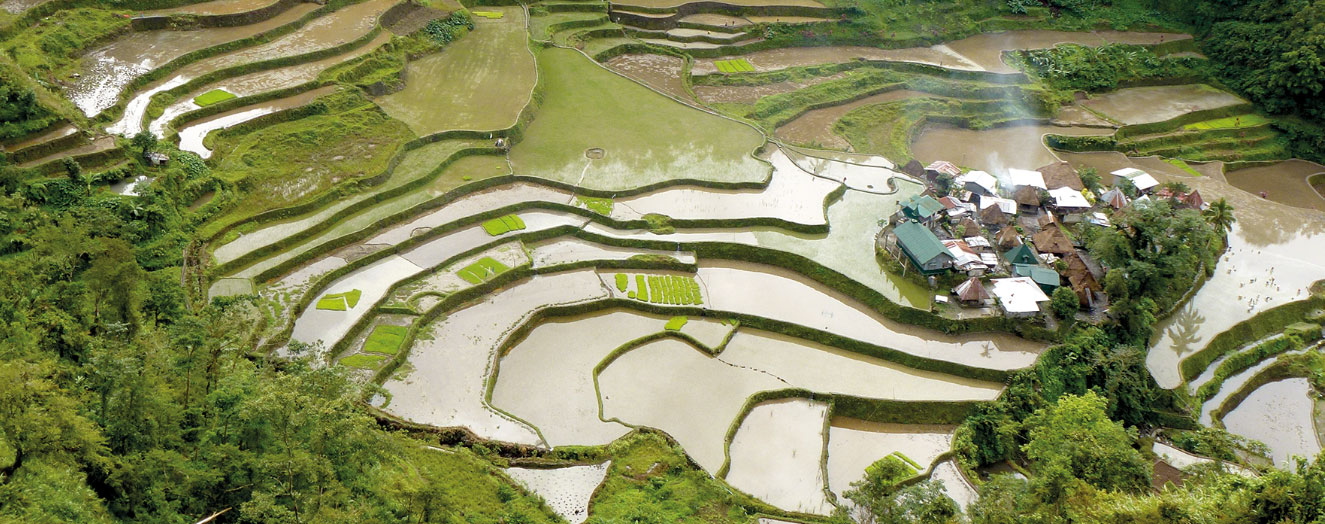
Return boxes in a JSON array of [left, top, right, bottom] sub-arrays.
[[1, 0, 1324, 522]]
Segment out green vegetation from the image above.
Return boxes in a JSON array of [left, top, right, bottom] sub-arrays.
[[836, 96, 1035, 160], [714, 58, 755, 73], [510, 47, 767, 190], [1186, 114, 1272, 130], [1165, 157, 1203, 176], [1193, 334, 1308, 401], [664, 315, 687, 331], [191, 89, 236, 107], [471, 10, 504, 19], [585, 431, 766, 523], [340, 352, 388, 369], [2, 8, 129, 77], [480, 214, 526, 236], [614, 273, 628, 292], [0, 65, 59, 141], [1017, 44, 1209, 93], [316, 289, 363, 310], [624, 273, 702, 306], [364, 324, 410, 355], [456, 256, 511, 284], [422, 10, 475, 44], [577, 195, 613, 215]]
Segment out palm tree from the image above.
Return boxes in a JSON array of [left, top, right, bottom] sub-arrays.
[[1203, 198, 1235, 235]]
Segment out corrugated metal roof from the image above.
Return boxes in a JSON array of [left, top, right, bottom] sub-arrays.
[[894, 221, 949, 264]]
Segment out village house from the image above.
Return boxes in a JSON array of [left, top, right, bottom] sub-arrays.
[[990, 277, 1051, 317], [953, 276, 991, 307], [1063, 251, 1106, 309], [956, 170, 998, 196], [1004, 243, 1038, 266], [1013, 264, 1061, 294], [1037, 161, 1084, 191], [1112, 167, 1159, 194], [898, 194, 945, 226], [1032, 225, 1075, 256], [886, 221, 954, 275]]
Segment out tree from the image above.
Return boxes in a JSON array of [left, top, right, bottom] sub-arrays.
[[131, 131, 157, 156], [1022, 392, 1152, 498], [1050, 286, 1078, 319], [1203, 197, 1236, 235]]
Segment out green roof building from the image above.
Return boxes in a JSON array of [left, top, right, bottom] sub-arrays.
[[1004, 244, 1038, 266], [1013, 264, 1060, 292], [901, 195, 944, 222], [893, 221, 953, 275]]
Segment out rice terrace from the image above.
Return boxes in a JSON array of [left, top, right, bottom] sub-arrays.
[[3, 0, 1325, 522]]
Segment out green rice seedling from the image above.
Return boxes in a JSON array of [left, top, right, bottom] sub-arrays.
[[193, 89, 237, 107], [344, 289, 363, 308], [733, 58, 755, 72], [615, 273, 629, 292], [648, 276, 663, 304], [316, 295, 348, 311], [340, 353, 388, 369], [636, 275, 648, 301], [715, 60, 734, 74], [364, 325, 410, 355], [472, 10, 504, 18], [578, 196, 614, 215], [665, 316, 688, 331], [456, 257, 510, 283], [481, 214, 526, 236]]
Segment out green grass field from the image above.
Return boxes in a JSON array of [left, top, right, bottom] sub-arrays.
[[193, 89, 237, 107], [480, 215, 526, 236], [1184, 114, 1271, 130], [376, 6, 534, 134], [510, 47, 768, 190], [364, 325, 409, 355], [455, 256, 511, 284]]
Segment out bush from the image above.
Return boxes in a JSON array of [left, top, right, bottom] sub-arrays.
[[1051, 286, 1078, 319]]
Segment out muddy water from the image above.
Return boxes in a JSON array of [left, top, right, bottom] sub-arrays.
[[744, 15, 829, 23], [606, 53, 690, 101], [528, 238, 696, 268], [931, 460, 979, 510], [142, 0, 278, 16], [776, 89, 924, 149], [1198, 344, 1307, 426], [726, 399, 834, 515], [377, 6, 532, 134], [1051, 104, 1115, 128], [912, 123, 1113, 176], [18, 135, 116, 167], [693, 72, 846, 105], [1057, 153, 1325, 388], [697, 262, 1044, 370], [679, 13, 749, 26], [66, 3, 319, 117], [383, 270, 609, 446], [944, 30, 1190, 73], [175, 86, 336, 158], [690, 45, 980, 76], [149, 32, 391, 137], [1223, 378, 1322, 467], [1082, 84, 1245, 125], [826, 418, 953, 501], [114, 0, 387, 133], [492, 310, 673, 447], [505, 462, 610, 524], [1225, 160, 1325, 212], [393, 242, 528, 305]]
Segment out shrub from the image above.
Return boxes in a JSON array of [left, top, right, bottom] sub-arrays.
[[1051, 287, 1079, 319]]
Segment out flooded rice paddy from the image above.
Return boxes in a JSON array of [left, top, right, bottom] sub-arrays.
[[825, 418, 953, 501], [1223, 378, 1323, 467], [912, 123, 1113, 176], [615, 0, 823, 7], [942, 30, 1189, 73], [67, 3, 319, 117], [776, 89, 925, 150], [175, 85, 336, 157], [605, 53, 690, 102], [377, 6, 534, 134], [1081, 84, 1246, 125], [726, 399, 834, 515], [505, 462, 610, 524], [1225, 160, 1325, 212], [142, 0, 279, 15]]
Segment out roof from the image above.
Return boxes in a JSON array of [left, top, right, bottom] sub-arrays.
[[1111, 167, 1147, 179], [894, 221, 951, 265], [1008, 168, 1047, 190], [1100, 188, 1129, 209], [1004, 244, 1038, 265], [996, 227, 1022, 249], [958, 218, 981, 237], [1048, 187, 1091, 209], [902, 194, 945, 219], [1184, 189, 1204, 208], [957, 170, 998, 194], [990, 277, 1051, 314], [965, 236, 991, 248], [944, 239, 986, 270], [1013, 264, 1061, 289], [954, 277, 990, 302], [980, 195, 1017, 215], [979, 203, 1009, 225], [925, 160, 962, 177], [1013, 186, 1042, 206], [1131, 174, 1159, 192], [938, 196, 961, 210], [1037, 161, 1083, 191], [1032, 226, 1075, 255]]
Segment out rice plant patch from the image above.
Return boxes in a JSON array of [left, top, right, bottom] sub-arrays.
[[664, 316, 688, 331], [623, 273, 702, 305], [193, 89, 237, 107], [615, 273, 629, 292], [577, 195, 613, 215], [315, 289, 363, 310], [364, 325, 409, 355], [456, 256, 511, 284], [713, 59, 754, 74], [481, 214, 526, 236], [472, 10, 504, 18], [340, 353, 388, 370]]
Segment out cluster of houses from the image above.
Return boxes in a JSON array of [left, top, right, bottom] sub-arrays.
[[879, 160, 1205, 318]]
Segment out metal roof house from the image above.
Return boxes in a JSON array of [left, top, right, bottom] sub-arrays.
[[1004, 244, 1038, 266], [1013, 264, 1061, 293], [892, 221, 955, 275], [900, 194, 945, 224]]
